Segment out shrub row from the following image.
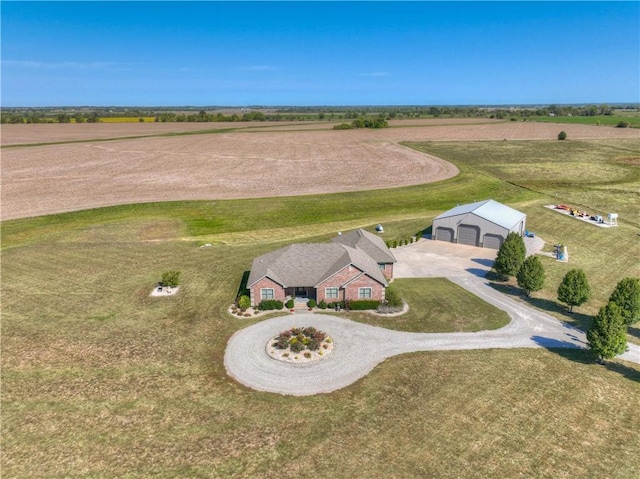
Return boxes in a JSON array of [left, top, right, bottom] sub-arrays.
[[386, 237, 416, 248], [258, 300, 284, 311], [348, 300, 381, 310]]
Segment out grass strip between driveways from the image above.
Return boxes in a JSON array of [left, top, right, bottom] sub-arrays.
[[345, 278, 510, 333]]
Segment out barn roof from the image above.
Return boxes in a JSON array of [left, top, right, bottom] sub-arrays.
[[434, 200, 526, 230]]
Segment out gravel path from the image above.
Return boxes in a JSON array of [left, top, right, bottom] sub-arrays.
[[224, 241, 640, 396]]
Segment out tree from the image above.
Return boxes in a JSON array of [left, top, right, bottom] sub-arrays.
[[557, 131, 567, 140], [587, 302, 627, 363], [384, 285, 403, 308], [557, 269, 590, 312], [238, 295, 251, 311], [609, 277, 640, 325], [161, 271, 181, 288], [517, 256, 545, 296], [493, 232, 526, 279]]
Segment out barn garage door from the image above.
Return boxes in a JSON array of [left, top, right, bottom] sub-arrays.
[[435, 227, 454, 243], [483, 234, 504, 250], [457, 225, 480, 246]]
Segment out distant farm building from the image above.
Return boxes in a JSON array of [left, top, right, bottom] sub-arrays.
[[432, 200, 526, 249]]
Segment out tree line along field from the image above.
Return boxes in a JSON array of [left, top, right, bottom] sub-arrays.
[[2, 104, 637, 126], [2, 124, 639, 477]]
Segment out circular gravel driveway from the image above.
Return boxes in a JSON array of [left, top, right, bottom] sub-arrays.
[[225, 241, 640, 396]]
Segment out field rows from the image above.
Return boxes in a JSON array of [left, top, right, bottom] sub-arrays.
[[3, 121, 638, 221]]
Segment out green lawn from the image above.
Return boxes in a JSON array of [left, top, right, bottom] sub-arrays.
[[406, 139, 639, 225], [529, 113, 640, 128], [347, 278, 510, 332], [2, 137, 639, 478]]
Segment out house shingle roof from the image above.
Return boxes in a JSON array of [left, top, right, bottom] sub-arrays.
[[332, 228, 397, 264], [247, 242, 388, 289]]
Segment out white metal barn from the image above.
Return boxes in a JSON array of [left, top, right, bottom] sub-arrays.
[[432, 199, 526, 249]]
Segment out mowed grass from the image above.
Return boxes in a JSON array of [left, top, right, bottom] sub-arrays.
[[2, 138, 640, 477], [348, 278, 509, 332], [530, 113, 640, 128], [407, 139, 640, 225]]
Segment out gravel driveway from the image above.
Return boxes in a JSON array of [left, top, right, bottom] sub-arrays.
[[224, 240, 639, 396]]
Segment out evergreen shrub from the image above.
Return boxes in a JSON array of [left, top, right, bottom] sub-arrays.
[[258, 299, 284, 311], [349, 300, 381, 310]]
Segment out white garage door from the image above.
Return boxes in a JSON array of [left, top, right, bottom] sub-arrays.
[[458, 225, 480, 246], [483, 234, 504, 249], [435, 227, 454, 243]]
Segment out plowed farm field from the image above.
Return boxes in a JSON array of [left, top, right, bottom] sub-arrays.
[[2, 120, 637, 220]]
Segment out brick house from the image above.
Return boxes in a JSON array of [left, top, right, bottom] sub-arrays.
[[247, 229, 396, 306], [331, 228, 396, 279]]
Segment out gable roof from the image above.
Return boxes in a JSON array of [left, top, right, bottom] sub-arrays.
[[332, 228, 397, 264], [247, 243, 388, 289], [434, 199, 526, 230]]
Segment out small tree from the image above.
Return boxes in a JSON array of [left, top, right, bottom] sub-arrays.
[[493, 232, 526, 279], [517, 256, 545, 296], [587, 302, 627, 363], [558, 131, 567, 140], [609, 277, 640, 325], [238, 295, 251, 311], [161, 271, 181, 288], [557, 269, 590, 313], [384, 285, 403, 308]]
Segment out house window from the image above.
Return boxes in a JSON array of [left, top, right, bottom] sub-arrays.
[[260, 288, 275, 300], [358, 287, 372, 299], [325, 287, 339, 299], [378, 263, 386, 271]]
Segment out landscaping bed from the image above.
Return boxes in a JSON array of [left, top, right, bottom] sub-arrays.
[[266, 326, 334, 363]]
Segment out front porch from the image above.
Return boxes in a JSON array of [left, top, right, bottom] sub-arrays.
[[285, 286, 317, 301]]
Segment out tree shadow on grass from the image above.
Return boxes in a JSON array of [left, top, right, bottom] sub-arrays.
[[236, 271, 250, 298], [488, 281, 593, 331], [531, 343, 640, 383]]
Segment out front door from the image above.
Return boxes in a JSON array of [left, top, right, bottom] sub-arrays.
[[295, 287, 307, 297]]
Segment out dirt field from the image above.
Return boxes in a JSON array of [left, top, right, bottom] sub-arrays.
[[2, 121, 637, 220], [0, 118, 498, 144]]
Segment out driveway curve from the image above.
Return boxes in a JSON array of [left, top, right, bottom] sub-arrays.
[[224, 241, 640, 396]]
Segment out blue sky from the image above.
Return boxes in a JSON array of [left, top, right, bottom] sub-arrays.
[[1, 1, 638, 106]]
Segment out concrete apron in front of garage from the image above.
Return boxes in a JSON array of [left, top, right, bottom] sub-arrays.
[[393, 238, 498, 279], [393, 236, 544, 279]]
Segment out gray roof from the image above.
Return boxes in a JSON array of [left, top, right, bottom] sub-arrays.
[[434, 199, 526, 230], [248, 243, 388, 289], [332, 228, 397, 263]]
